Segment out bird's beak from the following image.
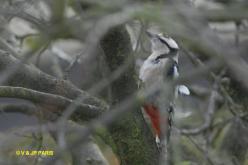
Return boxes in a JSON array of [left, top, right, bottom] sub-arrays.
[[146, 30, 156, 38]]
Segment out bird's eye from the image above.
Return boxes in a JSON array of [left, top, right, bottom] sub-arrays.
[[153, 59, 160, 64]]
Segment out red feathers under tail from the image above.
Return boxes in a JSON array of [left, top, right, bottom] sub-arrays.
[[143, 104, 162, 137]]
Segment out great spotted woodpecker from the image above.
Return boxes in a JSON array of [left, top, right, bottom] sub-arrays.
[[139, 31, 190, 147]]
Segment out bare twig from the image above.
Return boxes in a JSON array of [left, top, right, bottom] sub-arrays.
[[185, 135, 215, 165], [184, 49, 242, 116], [0, 9, 46, 30], [177, 74, 220, 135]]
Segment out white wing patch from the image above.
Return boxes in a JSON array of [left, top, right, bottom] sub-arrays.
[[178, 85, 190, 95]]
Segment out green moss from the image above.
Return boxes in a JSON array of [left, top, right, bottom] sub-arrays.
[[218, 80, 248, 164], [94, 126, 118, 154], [180, 136, 203, 163], [100, 26, 159, 164], [212, 123, 231, 150]]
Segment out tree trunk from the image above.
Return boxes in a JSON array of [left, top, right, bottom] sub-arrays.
[[101, 26, 159, 165]]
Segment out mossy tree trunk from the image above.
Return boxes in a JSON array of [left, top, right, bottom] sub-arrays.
[[100, 26, 159, 165], [221, 80, 248, 164]]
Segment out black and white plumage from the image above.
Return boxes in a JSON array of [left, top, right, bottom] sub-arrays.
[[140, 31, 189, 96], [139, 31, 190, 147]]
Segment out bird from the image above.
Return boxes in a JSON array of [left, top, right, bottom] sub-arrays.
[[139, 31, 190, 148]]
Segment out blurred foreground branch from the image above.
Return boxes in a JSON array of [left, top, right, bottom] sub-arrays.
[[0, 86, 104, 121], [0, 53, 107, 109]]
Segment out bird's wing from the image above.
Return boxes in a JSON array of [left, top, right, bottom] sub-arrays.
[[177, 85, 190, 95]]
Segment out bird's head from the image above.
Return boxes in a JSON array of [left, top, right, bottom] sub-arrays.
[[146, 31, 179, 54]]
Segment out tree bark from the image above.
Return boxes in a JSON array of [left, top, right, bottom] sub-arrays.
[[101, 26, 159, 165]]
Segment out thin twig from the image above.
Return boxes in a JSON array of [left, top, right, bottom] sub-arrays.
[[185, 135, 215, 165]]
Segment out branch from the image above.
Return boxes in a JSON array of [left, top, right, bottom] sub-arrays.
[[204, 6, 248, 22], [0, 53, 107, 110], [184, 50, 241, 115], [0, 103, 38, 116], [178, 89, 218, 135], [0, 86, 104, 120], [177, 75, 220, 135], [0, 9, 46, 30]]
